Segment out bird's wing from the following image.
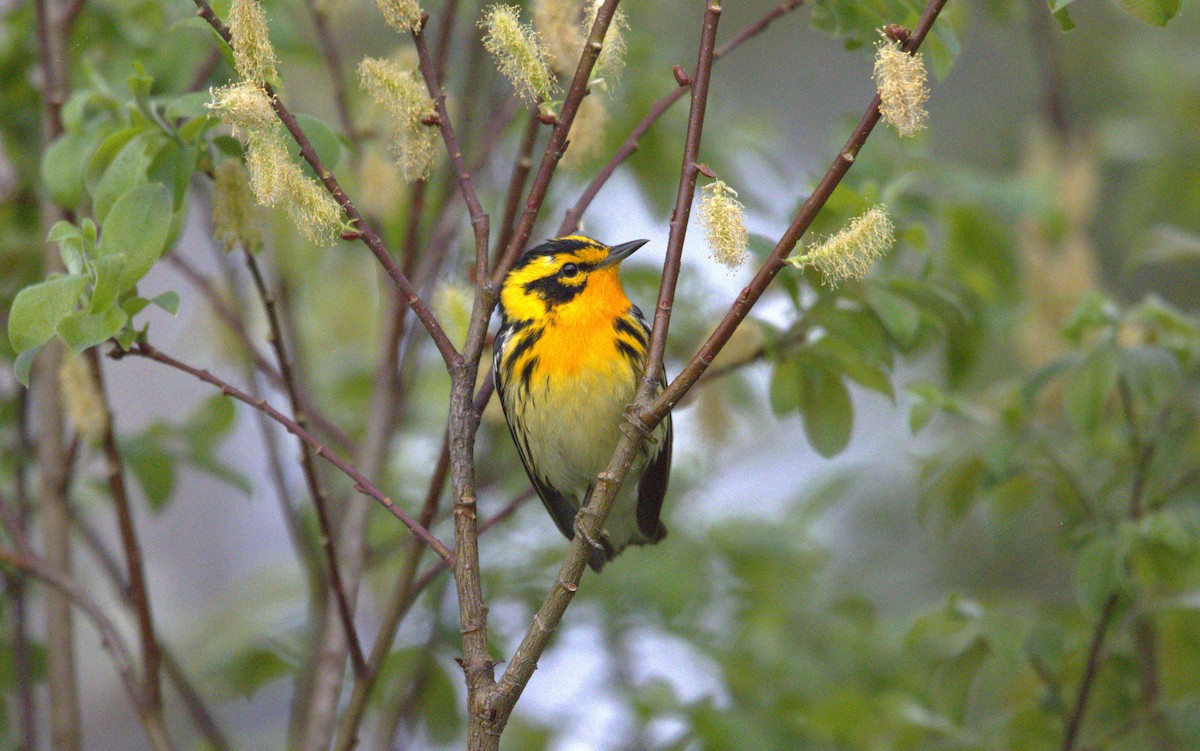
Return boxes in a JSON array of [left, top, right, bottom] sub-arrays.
[[494, 324, 579, 542], [629, 306, 671, 541]]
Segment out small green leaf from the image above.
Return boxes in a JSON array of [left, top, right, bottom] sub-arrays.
[[214, 645, 291, 699], [1063, 344, 1117, 433], [769, 356, 803, 415], [1115, 0, 1180, 25], [1052, 7, 1076, 31], [89, 256, 126, 313], [419, 662, 462, 743], [797, 357, 854, 458], [1074, 535, 1124, 614], [92, 131, 161, 224], [8, 275, 88, 353], [14, 347, 42, 387], [101, 183, 174, 290], [811, 335, 894, 400], [149, 291, 180, 315], [56, 306, 128, 353], [295, 114, 343, 177], [865, 284, 922, 348], [47, 221, 87, 275], [123, 434, 177, 509], [41, 132, 94, 208]]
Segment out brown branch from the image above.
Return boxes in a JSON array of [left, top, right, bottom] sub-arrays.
[[187, 49, 223, 93], [1061, 593, 1119, 751], [244, 252, 368, 680], [84, 348, 163, 711], [6, 394, 39, 751], [640, 0, 722, 389], [189, 0, 461, 369], [111, 341, 454, 561], [558, 0, 805, 236], [302, 0, 356, 143], [496, 111, 542, 261], [167, 253, 357, 455], [646, 0, 948, 424], [0, 549, 178, 751], [412, 12, 490, 284], [67, 508, 231, 750], [490, 0, 624, 282], [33, 0, 80, 743]]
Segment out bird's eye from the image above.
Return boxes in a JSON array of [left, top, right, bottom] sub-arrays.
[[560, 263, 579, 278]]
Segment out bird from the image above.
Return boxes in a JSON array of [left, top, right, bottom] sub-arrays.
[[493, 235, 672, 572]]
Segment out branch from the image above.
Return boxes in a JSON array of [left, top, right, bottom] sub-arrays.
[[167, 252, 357, 455], [488, 0, 953, 730], [490, 0, 624, 282], [302, 0, 356, 143], [646, 0, 948, 423], [0, 549, 179, 751], [84, 348, 163, 711], [641, 0, 722, 388], [1061, 593, 1119, 751], [189, 0, 461, 369], [111, 342, 454, 562], [244, 252, 368, 680], [496, 111, 542, 260], [66, 507, 231, 750], [412, 12, 490, 283], [558, 0, 805, 236]]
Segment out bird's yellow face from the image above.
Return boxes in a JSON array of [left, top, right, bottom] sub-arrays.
[[499, 236, 648, 324]]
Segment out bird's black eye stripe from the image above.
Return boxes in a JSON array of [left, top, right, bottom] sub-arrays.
[[560, 263, 579, 278]]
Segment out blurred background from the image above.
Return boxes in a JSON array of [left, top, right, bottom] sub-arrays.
[[3, 0, 1200, 749]]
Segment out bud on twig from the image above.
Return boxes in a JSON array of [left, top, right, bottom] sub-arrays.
[[673, 65, 692, 86]]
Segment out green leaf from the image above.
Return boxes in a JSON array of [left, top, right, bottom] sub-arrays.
[[14, 347, 42, 387], [797, 357, 854, 458], [92, 131, 162, 224], [89, 255, 126, 313], [418, 662, 462, 743], [865, 283, 922, 348], [123, 434, 177, 510], [1063, 344, 1117, 433], [8, 275, 88, 353], [1052, 7, 1075, 31], [149, 291, 180, 315], [294, 114, 344, 178], [769, 356, 803, 415], [1074, 535, 1124, 614], [810, 335, 894, 400], [101, 183, 174, 290], [56, 306, 128, 353], [1115, 0, 1180, 25], [215, 645, 291, 699], [48, 221, 87, 275], [41, 132, 94, 208]]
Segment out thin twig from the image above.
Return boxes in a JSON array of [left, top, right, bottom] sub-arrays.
[[189, 0, 461, 368], [111, 341, 455, 561], [491, 0, 624, 282], [640, 0, 722, 389], [0, 549, 179, 751], [167, 253, 357, 454], [8, 392, 39, 751], [84, 348, 163, 711], [496, 111, 542, 261], [1061, 593, 1119, 751], [67, 507, 231, 750], [558, 0, 805, 236], [302, 0, 356, 143], [244, 252, 369, 680], [412, 12, 490, 283], [646, 0, 949, 423]]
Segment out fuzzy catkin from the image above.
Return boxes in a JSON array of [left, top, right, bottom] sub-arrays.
[[228, 0, 278, 83], [791, 205, 894, 285], [699, 181, 749, 271], [873, 38, 929, 137], [480, 4, 557, 103]]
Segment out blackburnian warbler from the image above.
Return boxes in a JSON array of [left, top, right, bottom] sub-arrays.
[[494, 236, 672, 572]]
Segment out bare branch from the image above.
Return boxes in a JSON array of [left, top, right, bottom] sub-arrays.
[[244, 252, 369, 680], [111, 342, 454, 562]]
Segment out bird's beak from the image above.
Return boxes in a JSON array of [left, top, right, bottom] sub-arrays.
[[597, 239, 649, 269]]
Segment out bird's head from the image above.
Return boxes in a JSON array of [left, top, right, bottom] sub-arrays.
[[499, 236, 648, 322]]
